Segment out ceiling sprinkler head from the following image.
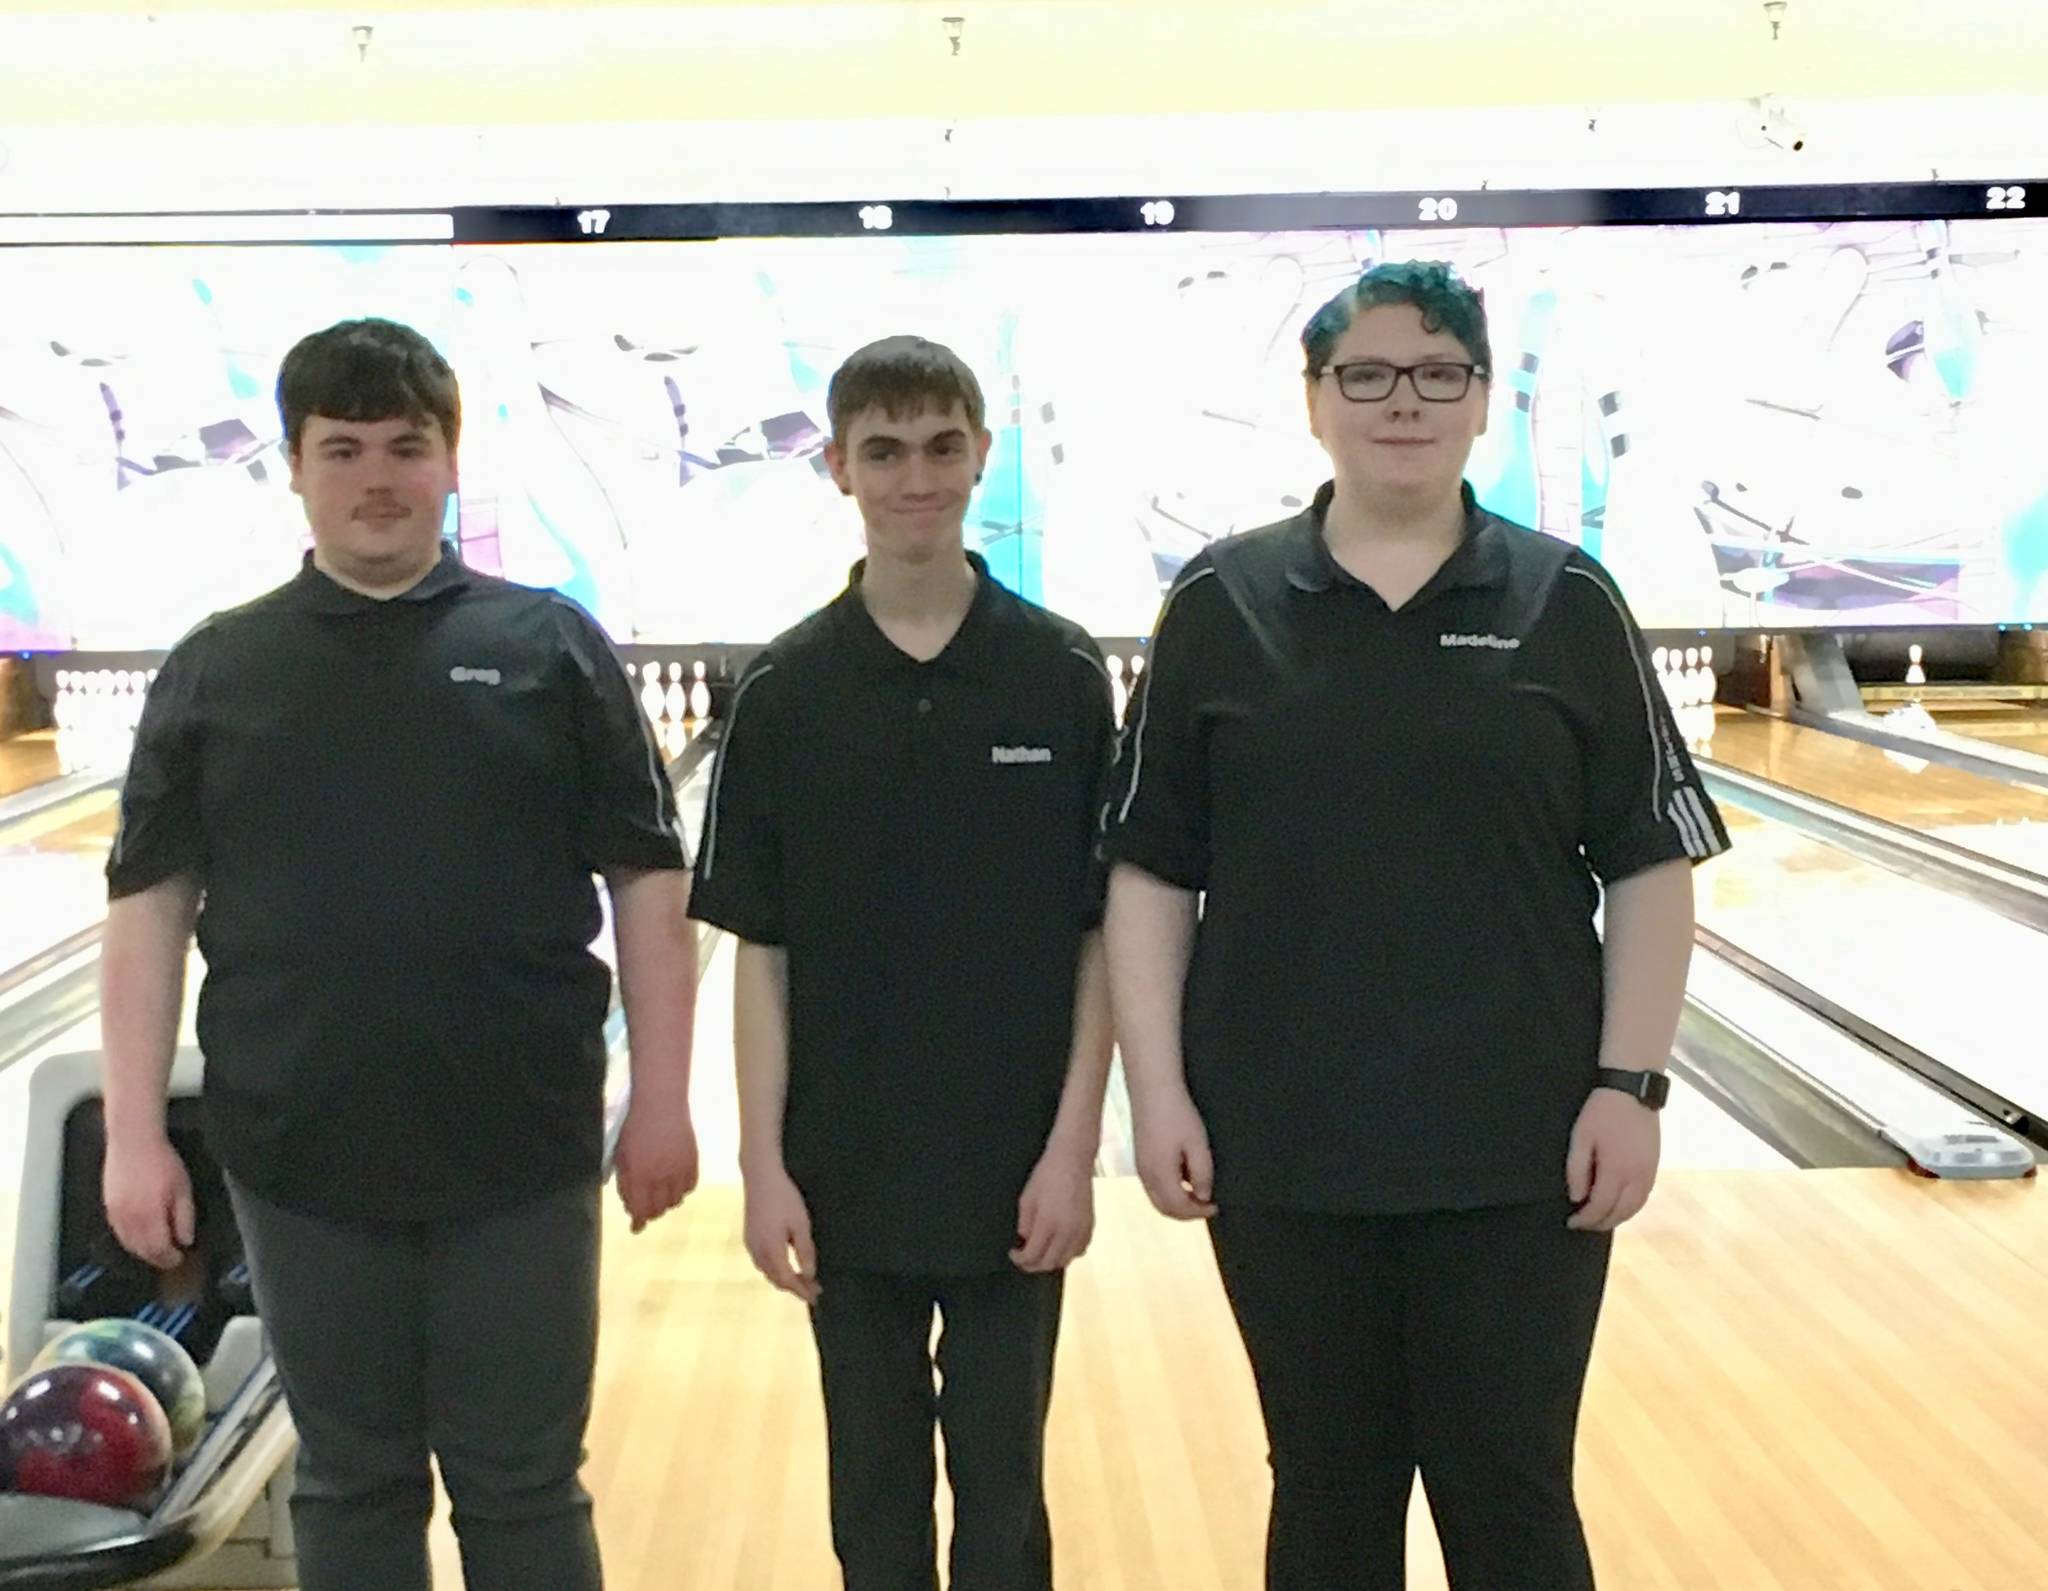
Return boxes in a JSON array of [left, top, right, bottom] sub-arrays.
[[942, 16, 964, 56], [1763, 1, 1787, 40], [353, 24, 373, 63]]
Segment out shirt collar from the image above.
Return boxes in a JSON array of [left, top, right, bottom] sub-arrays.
[[836, 548, 1001, 679], [1284, 480, 1512, 598], [290, 543, 473, 615]]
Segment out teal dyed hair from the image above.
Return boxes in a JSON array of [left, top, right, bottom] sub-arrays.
[[1300, 261, 1492, 380]]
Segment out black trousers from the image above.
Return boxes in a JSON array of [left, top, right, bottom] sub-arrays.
[[227, 1174, 604, 1591], [1209, 1200, 1611, 1591], [809, 1266, 1065, 1591]]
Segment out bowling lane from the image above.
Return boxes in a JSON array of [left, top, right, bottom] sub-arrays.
[[1928, 704, 2048, 757], [1646, 1066, 1797, 1170], [1706, 712, 2048, 874], [0, 733, 63, 798], [0, 793, 121, 971], [1697, 802, 2048, 1123]]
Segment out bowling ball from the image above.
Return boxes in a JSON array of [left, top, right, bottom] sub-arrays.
[[31, 1318, 207, 1458], [0, 1362, 174, 1507]]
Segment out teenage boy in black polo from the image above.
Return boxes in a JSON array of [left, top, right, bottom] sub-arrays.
[[99, 318, 701, 1591], [688, 335, 1116, 1591]]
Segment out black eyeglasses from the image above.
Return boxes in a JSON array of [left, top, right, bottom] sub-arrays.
[[1317, 360, 1486, 403]]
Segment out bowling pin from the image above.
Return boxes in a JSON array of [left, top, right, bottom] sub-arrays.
[[1107, 655, 1128, 721], [1905, 643, 1927, 687], [638, 663, 665, 727], [690, 661, 711, 719], [664, 662, 687, 724]]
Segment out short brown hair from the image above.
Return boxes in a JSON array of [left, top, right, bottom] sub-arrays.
[[276, 317, 461, 457], [826, 335, 986, 444]]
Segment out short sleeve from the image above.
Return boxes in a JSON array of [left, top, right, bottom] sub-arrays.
[[1561, 557, 1731, 884], [1065, 637, 1119, 930], [686, 658, 786, 945], [553, 599, 688, 874], [1098, 558, 1223, 891], [106, 623, 213, 899]]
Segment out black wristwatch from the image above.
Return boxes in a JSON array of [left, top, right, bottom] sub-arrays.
[[1594, 1068, 1670, 1110]]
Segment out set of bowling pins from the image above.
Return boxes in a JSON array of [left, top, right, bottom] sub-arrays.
[[1103, 652, 1146, 721], [1652, 645, 1719, 754], [49, 667, 154, 772], [632, 659, 712, 756]]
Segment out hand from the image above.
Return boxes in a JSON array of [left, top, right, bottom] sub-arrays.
[[1011, 1141, 1095, 1273], [104, 1132, 196, 1271], [743, 1163, 820, 1304], [613, 1089, 700, 1234], [1131, 1086, 1216, 1220], [1566, 1088, 1662, 1231]]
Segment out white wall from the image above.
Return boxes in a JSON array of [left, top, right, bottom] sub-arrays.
[[1, 97, 2045, 214]]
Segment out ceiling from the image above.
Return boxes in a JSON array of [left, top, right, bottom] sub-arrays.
[[0, 1, 2042, 126]]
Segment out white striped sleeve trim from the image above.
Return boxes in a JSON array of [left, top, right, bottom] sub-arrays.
[[1067, 644, 1112, 692], [634, 691, 680, 844], [698, 663, 775, 883], [1116, 565, 1218, 826], [1563, 564, 1664, 824], [1668, 786, 1726, 861]]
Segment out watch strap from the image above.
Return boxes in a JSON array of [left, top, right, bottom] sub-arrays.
[[1594, 1067, 1670, 1110]]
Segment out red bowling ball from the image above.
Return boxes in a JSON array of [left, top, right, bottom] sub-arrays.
[[0, 1362, 174, 1508]]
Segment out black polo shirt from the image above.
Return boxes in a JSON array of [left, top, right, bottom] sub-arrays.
[[687, 553, 1116, 1275], [1101, 482, 1730, 1215], [106, 550, 687, 1223]]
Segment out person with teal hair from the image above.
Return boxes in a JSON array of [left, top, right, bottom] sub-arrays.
[[1104, 260, 1728, 1588]]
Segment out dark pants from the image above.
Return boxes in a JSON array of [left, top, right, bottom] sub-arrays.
[[226, 1174, 605, 1591], [1209, 1200, 1611, 1591], [809, 1266, 1065, 1591]]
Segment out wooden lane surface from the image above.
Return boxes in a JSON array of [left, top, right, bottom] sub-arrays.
[[1705, 714, 2048, 874], [1931, 706, 2048, 756], [1696, 802, 2048, 1118], [0, 732, 61, 799], [148, 847, 2040, 1589], [0, 792, 121, 970], [412, 1166, 2048, 1590]]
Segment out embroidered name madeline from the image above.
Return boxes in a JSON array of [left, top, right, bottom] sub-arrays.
[[1438, 633, 1521, 651], [990, 746, 1054, 764]]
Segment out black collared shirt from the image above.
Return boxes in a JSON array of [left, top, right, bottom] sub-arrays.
[[687, 553, 1116, 1274], [107, 550, 686, 1222], [1102, 482, 1730, 1214]]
